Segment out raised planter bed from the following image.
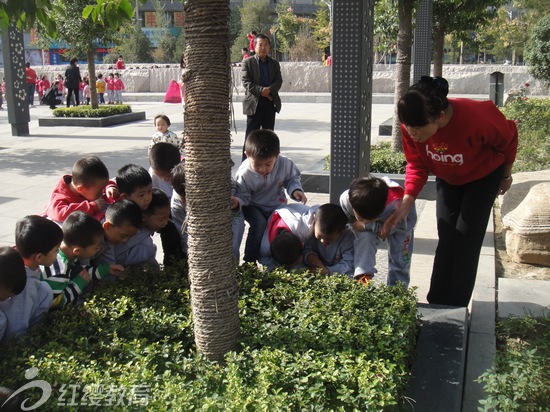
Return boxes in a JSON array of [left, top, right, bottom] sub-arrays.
[[38, 111, 146, 127]]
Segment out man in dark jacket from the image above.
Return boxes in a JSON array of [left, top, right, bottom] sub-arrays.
[[241, 34, 283, 161], [64, 58, 82, 107]]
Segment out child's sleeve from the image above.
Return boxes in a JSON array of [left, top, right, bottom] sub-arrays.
[[326, 230, 355, 278], [40, 257, 89, 307], [233, 168, 252, 208], [283, 160, 304, 201], [114, 229, 157, 266], [47, 198, 100, 223]]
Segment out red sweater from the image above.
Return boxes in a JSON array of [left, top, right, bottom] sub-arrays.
[[41, 175, 103, 222], [401, 99, 518, 199]]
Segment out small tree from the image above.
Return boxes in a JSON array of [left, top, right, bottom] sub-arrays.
[[154, 32, 178, 63], [119, 24, 154, 63], [525, 14, 550, 88], [289, 28, 319, 61], [231, 0, 273, 61]]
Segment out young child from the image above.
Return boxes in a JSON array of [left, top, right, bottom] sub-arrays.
[[41, 155, 111, 223], [114, 189, 176, 267], [83, 80, 91, 105], [37, 74, 50, 105], [149, 142, 182, 199], [113, 73, 124, 104], [15, 215, 64, 279], [0, 245, 53, 342], [93, 199, 143, 266], [96, 73, 106, 104], [170, 162, 188, 257], [303, 203, 355, 278], [232, 129, 307, 263], [258, 203, 317, 271], [40, 211, 124, 307], [109, 164, 156, 267], [149, 115, 184, 154], [340, 176, 417, 287], [106, 73, 115, 104]]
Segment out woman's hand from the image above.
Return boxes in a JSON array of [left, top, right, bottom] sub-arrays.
[[380, 194, 415, 238], [499, 176, 513, 195]]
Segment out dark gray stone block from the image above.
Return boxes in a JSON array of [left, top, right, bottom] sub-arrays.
[[38, 111, 146, 127], [405, 304, 469, 412]]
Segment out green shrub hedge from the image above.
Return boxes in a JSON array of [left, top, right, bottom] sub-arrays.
[[324, 142, 407, 174], [0, 263, 418, 411], [52, 105, 132, 118], [500, 97, 550, 173]]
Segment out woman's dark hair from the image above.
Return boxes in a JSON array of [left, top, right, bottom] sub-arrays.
[[397, 76, 450, 127]]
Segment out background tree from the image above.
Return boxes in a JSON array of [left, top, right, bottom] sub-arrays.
[[525, 14, 550, 88], [289, 27, 319, 61], [151, 0, 177, 63], [0, 0, 58, 35], [311, 1, 331, 57], [118, 24, 154, 63], [390, 0, 415, 153], [183, 0, 240, 362], [374, 0, 399, 64], [231, 0, 273, 62], [275, 1, 305, 56], [432, 0, 506, 76], [35, 0, 132, 109]]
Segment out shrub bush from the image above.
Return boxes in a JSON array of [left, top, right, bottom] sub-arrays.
[[53, 105, 132, 118], [0, 263, 418, 411], [500, 97, 550, 172], [477, 315, 550, 411], [324, 142, 407, 174]]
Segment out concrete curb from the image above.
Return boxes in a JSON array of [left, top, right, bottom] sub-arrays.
[[38, 111, 146, 127], [406, 304, 469, 412]]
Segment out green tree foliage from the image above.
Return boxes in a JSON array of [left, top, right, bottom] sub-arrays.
[[119, 24, 154, 63], [0, 0, 59, 35], [525, 14, 550, 88], [311, 1, 331, 52], [432, 0, 507, 75], [374, 0, 399, 64], [174, 28, 187, 65], [275, 1, 305, 54], [231, 0, 273, 61], [289, 28, 319, 61], [155, 32, 178, 63]]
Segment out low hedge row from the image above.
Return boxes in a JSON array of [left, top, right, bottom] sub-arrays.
[[52, 105, 132, 118], [0, 263, 418, 411]]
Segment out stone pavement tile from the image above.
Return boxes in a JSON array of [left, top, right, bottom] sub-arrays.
[[498, 278, 550, 318], [462, 332, 496, 412]]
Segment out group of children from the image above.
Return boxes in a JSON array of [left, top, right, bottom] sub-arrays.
[[40, 72, 125, 109], [0, 119, 416, 344]]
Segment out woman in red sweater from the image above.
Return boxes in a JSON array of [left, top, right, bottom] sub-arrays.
[[385, 76, 518, 307]]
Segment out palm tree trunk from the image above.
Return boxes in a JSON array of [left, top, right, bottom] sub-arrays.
[[391, 0, 414, 153], [183, 0, 240, 363]]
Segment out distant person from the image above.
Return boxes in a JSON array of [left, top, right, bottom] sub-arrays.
[[340, 176, 416, 287], [25, 62, 37, 107], [42, 81, 63, 109], [112, 73, 124, 104], [241, 34, 283, 161], [116, 54, 125, 70], [106, 73, 115, 104], [64, 58, 82, 107], [386, 76, 518, 307], [37, 74, 50, 104], [83, 80, 91, 105], [303, 204, 355, 278], [247, 31, 257, 56], [232, 129, 306, 264], [241, 47, 250, 61], [96, 73, 106, 104]]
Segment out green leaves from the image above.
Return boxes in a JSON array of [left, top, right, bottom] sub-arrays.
[[82, 0, 135, 27], [0, 263, 418, 410]]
